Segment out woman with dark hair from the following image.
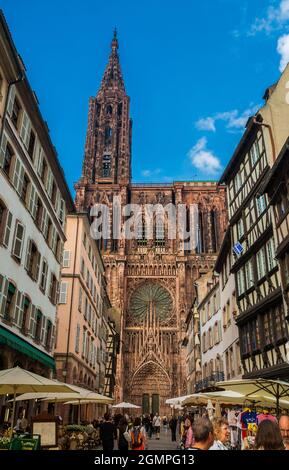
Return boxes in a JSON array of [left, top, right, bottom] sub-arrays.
[[117, 417, 129, 451], [254, 420, 285, 450]]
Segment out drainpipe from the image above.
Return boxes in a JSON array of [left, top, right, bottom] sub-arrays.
[[64, 216, 80, 382], [253, 117, 276, 162], [0, 74, 25, 149]]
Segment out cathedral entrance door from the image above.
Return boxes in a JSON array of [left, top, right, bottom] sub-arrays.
[[142, 394, 150, 414], [152, 394, 159, 415]]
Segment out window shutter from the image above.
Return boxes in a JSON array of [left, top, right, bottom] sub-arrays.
[[28, 185, 38, 219], [13, 222, 25, 260], [50, 324, 55, 351], [75, 324, 80, 353], [42, 209, 49, 239], [59, 282, 68, 304], [0, 133, 8, 168], [7, 85, 16, 117], [29, 305, 37, 337], [13, 158, 22, 193], [35, 251, 41, 282], [20, 111, 31, 148], [3, 211, 13, 248], [82, 330, 86, 356], [62, 250, 71, 268], [40, 316, 47, 344], [46, 169, 53, 197], [37, 147, 44, 176], [14, 290, 23, 327], [25, 239, 32, 271], [78, 288, 82, 312], [0, 275, 9, 318]]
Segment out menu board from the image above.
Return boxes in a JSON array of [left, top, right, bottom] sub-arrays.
[[32, 422, 57, 447]]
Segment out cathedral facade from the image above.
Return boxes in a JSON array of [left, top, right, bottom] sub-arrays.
[[75, 33, 227, 414]]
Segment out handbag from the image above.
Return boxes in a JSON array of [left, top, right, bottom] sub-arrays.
[[123, 426, 132, 443]]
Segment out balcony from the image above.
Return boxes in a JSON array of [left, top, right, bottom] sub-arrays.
[[195, 371, 225, 393]]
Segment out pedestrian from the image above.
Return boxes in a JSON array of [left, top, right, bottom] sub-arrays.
[[254, 420, 284, 450], [153, 413, 161, 440], [279, 415, 289, 450], [190, 417, 214, 450], [209, 418, 230, 450], [185, 417, 194, 449], [99, 412, 117, 451], [130, 417, 146, 450], [169, 416, 178, 442], [117, 417, 130, 451]]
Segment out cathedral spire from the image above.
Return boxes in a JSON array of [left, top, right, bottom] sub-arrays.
[[99, 29, 125, 93]]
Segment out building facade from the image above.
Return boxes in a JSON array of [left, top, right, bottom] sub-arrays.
[[215, 229, 242, 381], [0, 12, 74, 420], [220, 65, 289, 380], [263, 137, 289, 369], [197, 276, 224, 392], [54, 213, 117, 422], [74, 33, 227, 413]]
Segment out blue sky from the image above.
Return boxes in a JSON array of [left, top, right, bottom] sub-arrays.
[[2, 0, 289, 193]]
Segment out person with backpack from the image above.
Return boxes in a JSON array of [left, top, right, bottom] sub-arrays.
[[130, 417, 146, 450], [117, 417, 130, 451]]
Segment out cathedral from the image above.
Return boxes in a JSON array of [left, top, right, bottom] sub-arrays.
[[75, 32, 227, 414]]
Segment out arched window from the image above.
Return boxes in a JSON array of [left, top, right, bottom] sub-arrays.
[[106, 105, 113, 115], [104, 127, 112, 146]]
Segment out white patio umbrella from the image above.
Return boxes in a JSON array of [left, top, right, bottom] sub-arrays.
[[216, 379, 289, 415], [0, 367, 75, 435], [112, 402, 140, 409]]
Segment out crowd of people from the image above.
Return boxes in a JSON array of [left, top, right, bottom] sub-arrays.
[[97, 410, 289, 451]]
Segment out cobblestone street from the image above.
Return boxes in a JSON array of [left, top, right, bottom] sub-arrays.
[[145, 429, 179, 451]]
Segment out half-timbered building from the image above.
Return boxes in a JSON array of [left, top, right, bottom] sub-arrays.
[[220, 64, 289, 380]]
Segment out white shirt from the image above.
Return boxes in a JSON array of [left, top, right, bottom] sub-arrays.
[[209, 440, 228, 450]]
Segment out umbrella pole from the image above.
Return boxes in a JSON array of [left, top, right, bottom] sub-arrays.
[[10, 387, 17, 440], [78, 401, 81, 426]]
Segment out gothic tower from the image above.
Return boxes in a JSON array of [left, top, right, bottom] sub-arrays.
[[75, 33, 227, 411]]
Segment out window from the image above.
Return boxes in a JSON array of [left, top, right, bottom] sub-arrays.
[[51, 181, 57, 206], [0, 201, 12, 247], [256, 195, 267, 216], [75, 324, 80, 353], [3, 143, 14, 178], [266, 238, 277, 271], [237, 218, 244, 239], [45, 320, 52, 350], [20, 111, 31, 149], [104, 127, 112, 146], [59, 199, 65, 225], [245, 259, 254, 290], [35, 198, 44, 229], [34, 310, 42, 342], [256, 247, 266, 279], [234, 172, 242, 193], [237, 268, 245, 296], [102, 155, 111, 177], [11, 97, 21, 128], [21, 296, 30, 334], [25, 240, 41, 281], [59, 282, 68, 304], [21, 173, 30, 205], [62, 250, 71, 268], [49, 273, 58, 305], [249, 140, 260, 167], [12, 221, 25, 261], [2, 282, 16, 322], [27, 129, 36, 160], [40, 259, 48, 293]]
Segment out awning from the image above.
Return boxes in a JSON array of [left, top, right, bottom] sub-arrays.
[[0, 326, 55, 369]]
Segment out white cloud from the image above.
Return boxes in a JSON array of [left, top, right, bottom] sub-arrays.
[[195, 104, 260, 134], [141, 168, 162, 178], [249, 0, 289, 36], [277, 34, 289, 71], [188, 138, 222, 175], [195, 117, 216, 132]]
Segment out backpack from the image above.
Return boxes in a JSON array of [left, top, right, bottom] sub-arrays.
[[131, 427, 143, 449]]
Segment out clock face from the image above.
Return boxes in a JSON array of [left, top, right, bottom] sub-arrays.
[[129, 282, 173, 324]]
